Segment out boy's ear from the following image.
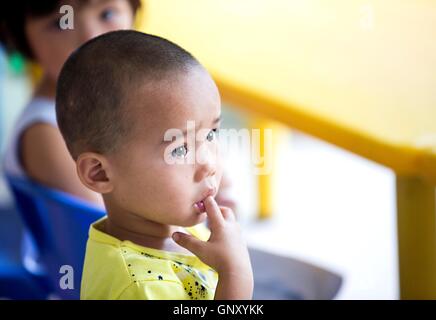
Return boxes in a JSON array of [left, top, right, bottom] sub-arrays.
[[76, 152, 114, 194]]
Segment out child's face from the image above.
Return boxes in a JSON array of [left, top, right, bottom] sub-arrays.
[[25, 0, 134, 81], [106, 67, 223, 227]]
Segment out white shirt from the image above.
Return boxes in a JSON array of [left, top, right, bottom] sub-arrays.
[[3, 97, 57, 178]]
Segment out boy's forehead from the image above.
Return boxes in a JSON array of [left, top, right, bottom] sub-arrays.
[[130, 68, 221, 138]]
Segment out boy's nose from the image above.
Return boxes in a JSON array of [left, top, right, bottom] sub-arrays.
[[194, 146, 217, 182], [194, 159, 217, 182]]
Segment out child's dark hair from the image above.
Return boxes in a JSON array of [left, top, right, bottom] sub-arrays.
[[0, 0, 141, 59], [56, 30, 200, 159]]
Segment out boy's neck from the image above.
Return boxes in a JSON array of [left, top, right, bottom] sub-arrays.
[[104, 210, 193, 255]]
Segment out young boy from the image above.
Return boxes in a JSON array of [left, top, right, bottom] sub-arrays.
[[55, 30, 253, 300]]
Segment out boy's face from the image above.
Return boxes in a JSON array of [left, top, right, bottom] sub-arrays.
[[25, 0, 134, 82], [106, 67, 223, 227]]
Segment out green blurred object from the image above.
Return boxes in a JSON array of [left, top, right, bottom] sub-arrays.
[[8, 52, 25, 74]]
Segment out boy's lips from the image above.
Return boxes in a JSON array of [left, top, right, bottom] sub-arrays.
[[194, 201, 206, 213], [194, 187, 217, 213]]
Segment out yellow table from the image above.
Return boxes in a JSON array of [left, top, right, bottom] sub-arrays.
[[138, 0, 436, 299]]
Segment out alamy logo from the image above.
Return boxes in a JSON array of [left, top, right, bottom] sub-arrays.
[[59, 265, 74, 290], [59, 5, 74, 30]]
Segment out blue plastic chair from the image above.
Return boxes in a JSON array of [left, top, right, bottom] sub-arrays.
[[0, 204, 50, 300], [5, 175, 105, 299], [0, 254, 49, 300]]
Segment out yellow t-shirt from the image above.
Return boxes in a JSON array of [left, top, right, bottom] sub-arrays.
[[80, 217, 218, 300]]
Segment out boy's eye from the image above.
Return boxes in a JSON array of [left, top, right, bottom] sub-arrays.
[[171, 144, 188, 158], [100, 8, 116, 21], [206, 128, 219, 142]]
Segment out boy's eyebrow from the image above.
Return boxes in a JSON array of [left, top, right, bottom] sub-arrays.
[[161, 115, 221, 145], [179, 115, 221, 135], [213, 116, 221, 124]]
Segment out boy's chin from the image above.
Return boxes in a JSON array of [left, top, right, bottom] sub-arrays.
[[179, 210, 207, 227]]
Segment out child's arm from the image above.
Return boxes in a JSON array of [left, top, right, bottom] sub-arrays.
[[172, 196, 253, 300], [21, 123, 104, 207]]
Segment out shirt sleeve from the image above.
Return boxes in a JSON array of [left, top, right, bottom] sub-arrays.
[[117, 280, 187, 300]]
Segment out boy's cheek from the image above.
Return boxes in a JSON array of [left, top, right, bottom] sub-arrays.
[[216, 160, 224, 182]]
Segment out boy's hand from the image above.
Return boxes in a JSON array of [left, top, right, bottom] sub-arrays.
[[172, 196, 253, 299]]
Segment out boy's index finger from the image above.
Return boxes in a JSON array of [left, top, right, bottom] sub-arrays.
[[204, 196, 224, 228]]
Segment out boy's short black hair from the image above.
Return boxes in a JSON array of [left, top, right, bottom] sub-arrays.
[[0, 0, 141, 59], [56, 30, 200, 159]]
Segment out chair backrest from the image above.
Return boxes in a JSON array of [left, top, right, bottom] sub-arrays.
[[6, 175, 105, 299]]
